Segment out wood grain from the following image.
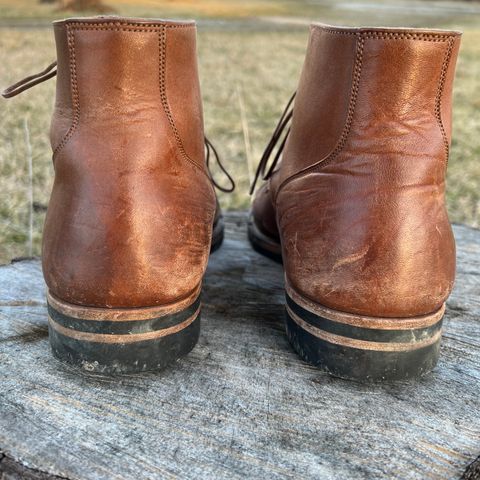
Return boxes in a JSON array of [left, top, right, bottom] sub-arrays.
[[0, 212, 479, 480]]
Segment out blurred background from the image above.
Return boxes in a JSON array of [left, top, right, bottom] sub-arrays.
[[0, 0, 479, 263]]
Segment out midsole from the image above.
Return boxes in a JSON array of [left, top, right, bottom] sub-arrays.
[[285, 282, 445, 352], [48, 308, 199, 344], [47, 289, 201, 345], [47, 285, 201, 321], [285, 282, 445, 330], [286, 305, 442, 352]]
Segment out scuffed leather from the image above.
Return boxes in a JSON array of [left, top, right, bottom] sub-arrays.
[[43, 17, 216, 308], [255, 24, 461, 318]]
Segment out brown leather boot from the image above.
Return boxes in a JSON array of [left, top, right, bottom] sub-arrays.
[[249, 24, 461, 381], [3, 17, 234, 373]]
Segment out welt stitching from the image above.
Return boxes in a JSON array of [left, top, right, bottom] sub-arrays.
[[53, 25, 80, 159], [275, 35, 365, 201], [435, 37, 455, 166], [158, 27, 204, 174]]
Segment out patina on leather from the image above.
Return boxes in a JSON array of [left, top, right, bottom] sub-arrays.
[[42, 17, 217, 308], [251, 24, 461, 319]]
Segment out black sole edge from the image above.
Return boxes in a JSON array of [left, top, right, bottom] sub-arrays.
[[285, 295, 443, 383], [48, 302, 201, 375], [247, 215, 283, 263]]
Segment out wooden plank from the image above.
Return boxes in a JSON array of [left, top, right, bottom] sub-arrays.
[[0, 212, 479, 480]]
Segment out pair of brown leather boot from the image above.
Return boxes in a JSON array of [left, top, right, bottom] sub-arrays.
[[3, 17, 461, 382]]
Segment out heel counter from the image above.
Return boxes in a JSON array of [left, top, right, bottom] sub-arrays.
[[277, 171, 456, 318], [42, 141, 216, 309]]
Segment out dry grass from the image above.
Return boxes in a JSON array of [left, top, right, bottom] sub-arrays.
[[0, 0, 288, 20], [0, 1, 479, 262]]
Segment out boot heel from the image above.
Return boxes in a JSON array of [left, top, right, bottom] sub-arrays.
[[47, 290, 201, 374], [284, 284, 444, 382]]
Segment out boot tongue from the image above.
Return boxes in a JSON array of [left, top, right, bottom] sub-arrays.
[[2, 61, 57, 98]]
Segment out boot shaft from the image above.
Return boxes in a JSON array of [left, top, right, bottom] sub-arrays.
[[277, 25, 461, 186], [51, 17, 205, 169]]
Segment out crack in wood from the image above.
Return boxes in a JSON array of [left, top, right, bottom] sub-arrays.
[[0, 450, 70, 480], [461, 455, 480, 480]]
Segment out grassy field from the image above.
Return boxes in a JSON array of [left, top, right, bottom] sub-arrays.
[[0, 0, 479, 262]]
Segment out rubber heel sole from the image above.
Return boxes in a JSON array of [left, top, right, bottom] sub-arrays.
[[47, 290, 201, 374], [284, 284, 445, 382]]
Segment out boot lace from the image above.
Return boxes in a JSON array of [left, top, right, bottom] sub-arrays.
[[249, 92, 295, 194], [2, 61, 235, 193]]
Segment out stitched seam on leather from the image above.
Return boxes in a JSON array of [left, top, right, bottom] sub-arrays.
[[310, 26, 357, 36], [53, 25, 80, 159], [311, 26, 456, 42], [435, 37, 455, 166], [275, 35, 365, 201], [158, 26, 206, 174], [64, 22, 193, 31], [362, 33, 449, 41]]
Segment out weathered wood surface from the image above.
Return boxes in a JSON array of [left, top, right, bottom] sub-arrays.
[[0, 212, 479, 480]]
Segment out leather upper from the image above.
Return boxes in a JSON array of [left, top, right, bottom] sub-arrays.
[[251, 183, 279, 240], [43, 17, 216, 308], [253, 24, 461, 318]]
